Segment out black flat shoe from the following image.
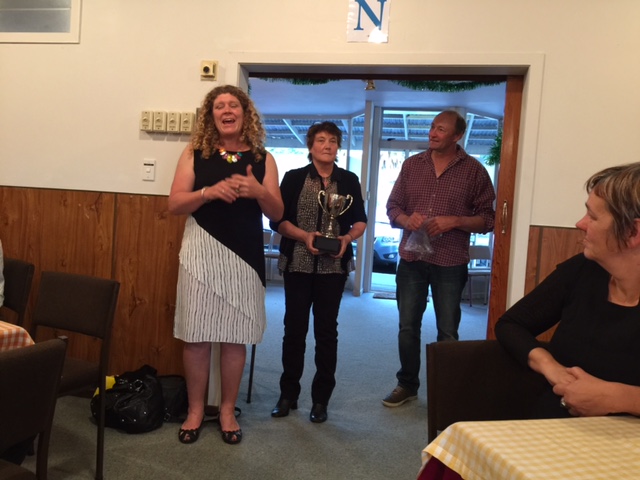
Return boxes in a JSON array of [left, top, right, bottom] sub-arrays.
[[221, 428, 243, 445], [178, 422, 203, 444], [310, 403, 327, 423], [271, 398, 298, 417]]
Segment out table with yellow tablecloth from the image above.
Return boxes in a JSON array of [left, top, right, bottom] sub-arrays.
[[0, 320, 35, 351], [419, 416, 640, 480]]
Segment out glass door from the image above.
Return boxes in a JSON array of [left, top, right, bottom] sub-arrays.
[[369, 148, 421, 292]]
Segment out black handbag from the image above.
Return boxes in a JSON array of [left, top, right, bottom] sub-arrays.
[[158, 375, 188, 422], [91, 364, 164, 434]]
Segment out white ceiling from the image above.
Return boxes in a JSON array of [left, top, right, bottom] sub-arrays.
[[248, 78, 507, 119]]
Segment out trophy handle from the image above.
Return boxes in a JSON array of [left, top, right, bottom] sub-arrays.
[[339, 195, 353, 216], [317, 190, 327, 213]]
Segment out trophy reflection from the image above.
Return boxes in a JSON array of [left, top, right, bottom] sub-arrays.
[[313, 191, 353, 254]]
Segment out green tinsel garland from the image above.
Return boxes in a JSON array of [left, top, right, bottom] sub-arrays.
[[485, 127, 502, 166], [259, 78, 334, 86], [391, 80, 503, 93], [253, 77, 502, 93]]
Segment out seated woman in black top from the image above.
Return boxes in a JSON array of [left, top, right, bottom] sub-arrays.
[[496, 162, 640, 418]]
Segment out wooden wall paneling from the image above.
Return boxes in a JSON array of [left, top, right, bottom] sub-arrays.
[[111, 194, 186, 375], [1, 186, 117, 282], [0, 187, 33, 259], [527, 226, 584, 342], [537, 227, 584, 281], [39, 189, 116, 363], [3, 185, 591, 377], [0, 187, 116, 363], [524, 226, 542, 295], [524, 226, 584, 295], [0, 187, 36, 325], [36, 189, 115, 276]]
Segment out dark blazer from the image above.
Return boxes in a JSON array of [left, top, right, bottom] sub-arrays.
[[270, 162, 367, 272]]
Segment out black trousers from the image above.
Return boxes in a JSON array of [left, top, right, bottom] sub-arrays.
[[279, 271, 347, 406]]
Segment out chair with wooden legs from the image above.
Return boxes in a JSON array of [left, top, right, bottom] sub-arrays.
[[30, 272, 120, 480]]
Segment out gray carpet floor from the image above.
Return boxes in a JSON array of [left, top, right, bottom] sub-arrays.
[[24, 281, 488, 480]]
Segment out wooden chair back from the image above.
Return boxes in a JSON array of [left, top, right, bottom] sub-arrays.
[[427, 340, 548, 442], [0, 338, 67, 479], [1, 257, 35, 327], [30, 271, 120, 480]]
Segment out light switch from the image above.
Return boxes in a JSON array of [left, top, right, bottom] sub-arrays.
[[140, 111, 153, 132], [142, 159, 156, 181], [153, 111, 167, 132], [167, 112, 181, 133], [180, 112, 195, 133]]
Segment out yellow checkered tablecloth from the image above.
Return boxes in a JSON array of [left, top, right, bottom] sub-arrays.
[[0, 320, 35, 351], [422, 416, 640, 479]]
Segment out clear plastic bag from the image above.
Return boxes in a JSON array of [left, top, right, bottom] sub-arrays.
[[404, 228, 434, 255]]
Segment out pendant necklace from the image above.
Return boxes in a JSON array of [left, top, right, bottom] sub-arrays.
[[219, 148, 243, 164]]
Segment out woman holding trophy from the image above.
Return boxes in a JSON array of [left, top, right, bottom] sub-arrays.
[[270, 121, 367, 423], [169, 85, 283, 445]]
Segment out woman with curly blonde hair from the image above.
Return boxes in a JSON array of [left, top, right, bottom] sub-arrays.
[[191, 85, 267, 162], [169, 85, 283, 445]]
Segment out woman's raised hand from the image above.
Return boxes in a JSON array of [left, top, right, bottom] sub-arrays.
[[230, 165, 264, 200]]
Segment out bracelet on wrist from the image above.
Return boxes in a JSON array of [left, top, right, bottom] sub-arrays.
[[201, 186, 211, 203]]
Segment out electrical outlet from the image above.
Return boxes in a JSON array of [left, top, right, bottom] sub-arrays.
[[200, 60, 217, 79], [142, 159, 156, 181], [180, 112, 195, 133], [153, 111, 167, 132], [140, 111, 153, 131], [167, 112, 181, 133]]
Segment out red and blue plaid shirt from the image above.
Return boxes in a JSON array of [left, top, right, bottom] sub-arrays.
[[387, 145, 496, 266]]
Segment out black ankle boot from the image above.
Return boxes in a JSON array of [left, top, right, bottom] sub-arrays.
[[271, 398, 298, 418], [310, 403, 327, 423]]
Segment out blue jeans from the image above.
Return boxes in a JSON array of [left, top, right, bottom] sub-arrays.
[[395, 259, 468, 392]]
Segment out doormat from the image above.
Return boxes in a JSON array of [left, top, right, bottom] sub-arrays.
[[373, 292, 396, 300]]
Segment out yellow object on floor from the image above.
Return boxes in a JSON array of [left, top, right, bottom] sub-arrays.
[[93, 375, 116, 396]]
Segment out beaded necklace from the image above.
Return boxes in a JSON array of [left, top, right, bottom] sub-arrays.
[[219, 148, 243, 164]]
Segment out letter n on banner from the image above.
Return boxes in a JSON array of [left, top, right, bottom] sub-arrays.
[[346, 0, 391, 43]]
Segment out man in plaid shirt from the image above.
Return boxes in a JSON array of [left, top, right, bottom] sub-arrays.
[[383, 110, 496, 407]]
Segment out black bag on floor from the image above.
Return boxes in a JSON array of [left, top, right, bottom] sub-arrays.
[[91, 364, 164, 434], [158, 375, 188, 422]]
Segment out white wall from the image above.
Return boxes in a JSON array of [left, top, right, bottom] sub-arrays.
[[2, 0, 639, 301]]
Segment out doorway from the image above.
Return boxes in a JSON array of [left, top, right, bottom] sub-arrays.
[[365, 106, 501, 295], [241, 66, 530, 337], [250, 79, 502, 290]]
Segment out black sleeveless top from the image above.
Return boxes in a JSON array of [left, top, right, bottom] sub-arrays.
[[192, 148, 267, 285]]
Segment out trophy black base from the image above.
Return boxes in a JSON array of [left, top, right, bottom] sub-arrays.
[[313, 236, 341, 255]]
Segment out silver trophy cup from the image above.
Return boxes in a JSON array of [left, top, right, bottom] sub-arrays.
[[314, 191, 353, 254]]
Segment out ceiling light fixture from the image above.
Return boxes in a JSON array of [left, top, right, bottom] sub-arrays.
[[364, 79, 376, 91]]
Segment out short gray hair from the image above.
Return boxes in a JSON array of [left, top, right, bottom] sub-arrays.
[[586, 162, 640, 248]]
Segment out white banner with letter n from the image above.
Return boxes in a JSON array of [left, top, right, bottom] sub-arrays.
[[347, 0, 391, 43]]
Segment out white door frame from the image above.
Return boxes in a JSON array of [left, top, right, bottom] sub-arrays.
[[232, 51, 544, 308]]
